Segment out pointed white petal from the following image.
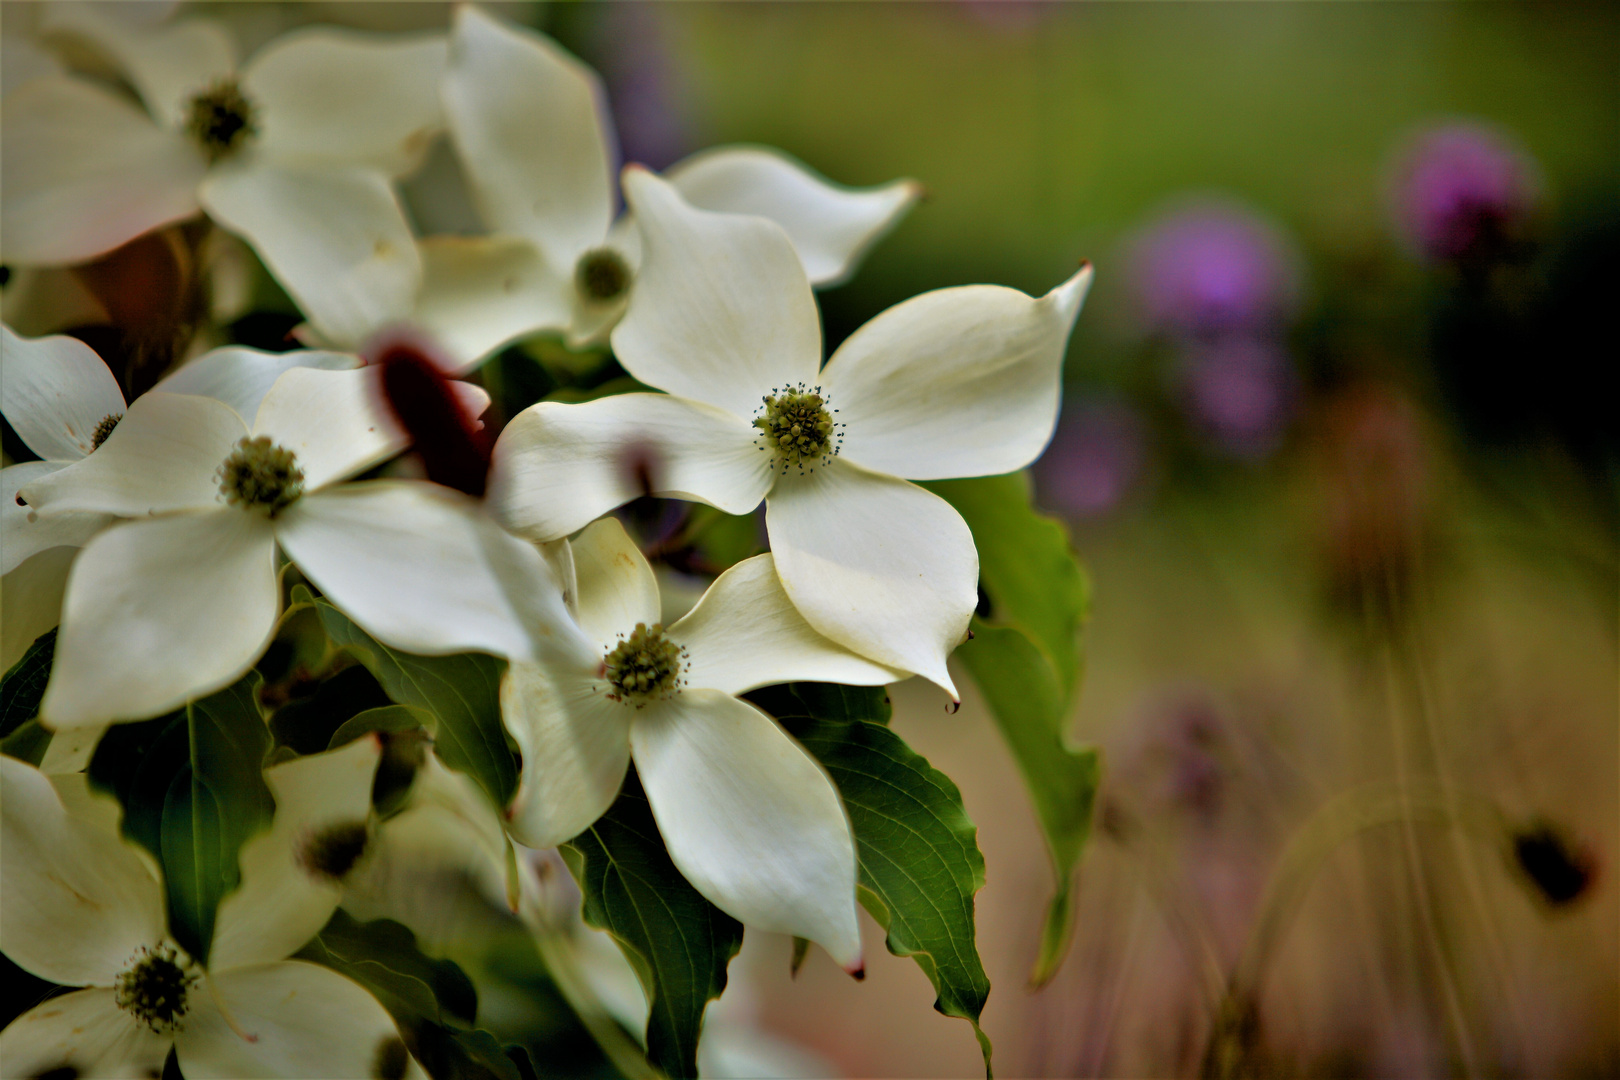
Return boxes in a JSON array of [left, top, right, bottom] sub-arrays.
[[0, 546, 75, 672], [0, 988, 169, 1080], [488, 394, 771, 542], [3, 462, 112, 574], [501, 661, 630, 849], [199, 162, 421, 348], [443, 6, 613, 261], [766, 460, 975, 698], [823, 266, 1093, 480], [631, 691, 862, 970], [665, 146, 920, 287], [153, 345, 360, 424], [570, 516, 661, 648], [243, 28, 447, 176], [18, 392, 247, 518], [0, 75, 203, 265], [669, 554, 903, 696], [414, 235, 573, 372], [249, 366, 406, 492], [614, 168, 821, 419], [39, 721, 105, 775], [0, 757, 167, 986], [178, 961, 421, 1080], [1, 326, 126, 461], [39, 6, 236, 127], [276, 482, 582, 665], [209, 736, 382, 972], [40, 511, 279, 728]]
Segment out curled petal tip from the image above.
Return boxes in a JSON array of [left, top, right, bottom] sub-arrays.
[[845, 960, 866, 981], [945, 699, 961, 715]]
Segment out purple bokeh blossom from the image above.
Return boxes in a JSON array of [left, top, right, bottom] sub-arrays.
[[1035, 395, 1149, 519], [1389, 122, 1540, 262], [1178, 337, 1298, 458]]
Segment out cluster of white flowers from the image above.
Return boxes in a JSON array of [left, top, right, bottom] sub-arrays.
[[1, 5, 1090, 1077]]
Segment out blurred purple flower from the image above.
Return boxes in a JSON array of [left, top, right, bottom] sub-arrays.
[[1035, 395, 1148, 519], [1126, 199, 1303, 339], [1389, 122, 1540, 262], [1179, 337, 1297, 458], [590, 3, 691, 172]]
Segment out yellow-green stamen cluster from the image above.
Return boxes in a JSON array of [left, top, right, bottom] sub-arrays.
[[575, 247, 631, 304], [115, 944, 196, 1033], [603, 622, 685, 706], [91, 412, 122, 450], [298, 820, 371, 882], [754, 384, 840, 473], [218, 436, 304, 516], [186, 79, 258, 162]]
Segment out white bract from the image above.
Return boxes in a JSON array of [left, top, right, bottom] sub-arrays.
[[490, 170, 1093, 694], [17, 363, 571, 729], [0, 324, 357, 670], [0, 6, 445, 347], [409, 4, 919, 368], [502, 517, 903, 972], [0, 755, 427, 1080]]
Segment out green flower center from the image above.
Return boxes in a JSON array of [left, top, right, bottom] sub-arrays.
[[603, 623, 685, 706], [186, 79, 258, 162], [298, 820, 371, 882], [218, 436, 304, 515], [753, 384, 840, 473], [90, 412, 122, 450], [115, 944, 196, 1033], [574, 248, 631, 304]]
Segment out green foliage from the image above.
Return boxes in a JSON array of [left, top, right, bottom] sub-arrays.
[[754, 683, 994, 1076], [561, 770, 744, 1080], [926, 474, 1101, 985], [0, 629, 55, 740], [0, 719, 50, 765], [87, 671, 275, 966], [317, 601, 518, 809]]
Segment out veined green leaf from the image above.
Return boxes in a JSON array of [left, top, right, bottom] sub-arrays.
[[925, 474, 1100, 985], [0, 629, 55, 739], [316, 601, 518, 809], [754, 684, 994, 1076], [561, 769, 743, 1080]]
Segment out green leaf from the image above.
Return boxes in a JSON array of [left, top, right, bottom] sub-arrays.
[[1, 718, 51, 765], [316, 601, 518, 808], [924, 474, 1100, 985], [87, 671, 275, 966], [1, 629, 55, 739], [561, 769, 743, 1080], [754, 684, 994, 1076]]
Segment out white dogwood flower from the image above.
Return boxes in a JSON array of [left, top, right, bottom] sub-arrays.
[[0, 325, 357, 670], [18, 363, 572, 729], [0, 6, 445, 346], [502, 517, 904, 973], [0, 754, 427, 1080], [407, 4, 919, 367], [489, 169, 1093, 695]]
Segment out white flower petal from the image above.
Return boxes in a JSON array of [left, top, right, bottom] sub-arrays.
[[0, 757, 167, 986], [18, 392, 247, 519], [630, 691, 862, 971], [244, 27, 447, 176], [669, 553, 903, 696], [199, 162, 421, 348], [250, 366, 406, 492], [571, 516, 661, 648], [0, 988, 169, 1080], [488, 393, 772, 542], [40, 510, 279, 728], [0, 75, 203, 265], [1, 325, 126, 461], [153, 345, 360, 424], [766, 459, 976, 698], [443, 5, 614, 261], [209, 736, 382, 972], [614, 168, 822, 420], [39, 721, 107, 774], [414, 235, 572, 372], [178, 961, 420, 1080], [665, 146, 920, 287], [823, 266, 1094, 480], [3, 462, 112, 574], [39, 6, 236, 127], [1, 546, 75, 672], [501, 661, 630, 849], [275, 482, 582, 665], [1, 34, 63, 96]]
